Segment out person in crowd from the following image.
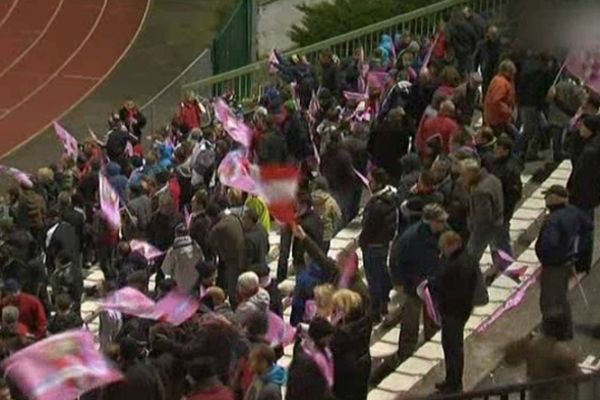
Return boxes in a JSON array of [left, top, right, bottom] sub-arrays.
[[429, 231, 477, 394], [535, 185, 593, 338], [0, 305, 29, 339], [390, 204, 447, 360], [14, 179, 46, 243], [242, 208, 269, 272], [460, 157, 511, 273], [462, 7, 486, 39], [277, 191, 323, 283], [567, 114, 600, 214], [489, 135, 523, 228], [49, 252, 83, 313], [445, 8, 479, 75], [47, 293, 83, 334], [504, 311, 579, 400], [246, 344, 286, 400], [311, 176, 343, 253], [359, 169, 398, 323], [207, 202, 246, 307], [368, 107, 411, 180], [452, 72, 483, 126], [185, 357, 235, 400], [127, 183, 152, 238], [119, 98, 147, 140], [474, 126, 497, 168], [330, 289, 372, 400], [178, 90, 204, 131], [484, 59, 517, 137], [399, 168, 445, 234], [474, 24, 501, 93], [415, 100, 461, 159], [0, 279, 46, 339], [161, 223, 204, 294]]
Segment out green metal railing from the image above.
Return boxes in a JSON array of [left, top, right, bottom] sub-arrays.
[[183, 0, 508, 99]]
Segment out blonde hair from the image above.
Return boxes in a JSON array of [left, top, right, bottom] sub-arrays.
[[332, 289, 362, 316], [439, 230, 463, 250], [314, 284, 335, 309]]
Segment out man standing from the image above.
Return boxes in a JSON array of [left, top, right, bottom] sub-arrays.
[[390, 204, 447, 360], [535, 185, 593, 339], [161, 224, 204, 294], [429, 231, 477, 394], [242, 208, 270, 272], [359, 169, 398, 323], [484, 60, 517, 137]]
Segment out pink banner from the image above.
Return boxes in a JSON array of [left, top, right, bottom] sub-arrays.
[[129, 239, 164, 261], [421, 33, 441, 73], [338, 250, 358, 289], [475, 268, 541, 334], [566, 49, 600, 94], [99, 174, 121, 229], [213, 98, 253, 147], [3, 330, 123, 400], [367, 71, 388, 89], [343, 91, 369, 102], [353, 168, 371, 191], [266, 311, 296, 347], [0, 165, 34, 187], [53, 122, 79, 161], [217, 149, 259, 195]]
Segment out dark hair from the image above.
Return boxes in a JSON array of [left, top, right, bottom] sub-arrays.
[[496, 134, 514, 152], [419, 168, 436, 187], [196, 261, 217, 280], [371, 168, 389, 187], [250, 343, 276, 365], [244, 308, 269, 338], [55, 293, 72, 311], [206, 201, 223, 218], [313, 176, 330, 192], [187, 357, 218, 382], [244, 207, 259, 224]]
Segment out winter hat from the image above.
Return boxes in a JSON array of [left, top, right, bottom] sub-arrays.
[[3, 278, 20, 294]]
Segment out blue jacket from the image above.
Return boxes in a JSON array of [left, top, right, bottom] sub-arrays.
[[106, 162, 128, 202], [535, 204, 593, 267], [389, 220, 442, 294], [291, 261, 327, 326]]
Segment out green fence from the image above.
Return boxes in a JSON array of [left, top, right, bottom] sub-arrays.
[[211, 0, 255, 77], [187, 0, 508, 99]]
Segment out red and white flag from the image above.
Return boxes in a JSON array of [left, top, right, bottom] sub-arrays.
[[99, 174, 121, 229], [2, 330, 123, 400], [257, 165, 299, 225], [53, 122, 79, 161], [130, 239, 164, 261], [0, 165, 34, 188], [213, 98, 253, 147]]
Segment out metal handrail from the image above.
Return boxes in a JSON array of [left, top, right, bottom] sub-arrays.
[[401, 371, 600, 399], [182, 0, 508, 97]]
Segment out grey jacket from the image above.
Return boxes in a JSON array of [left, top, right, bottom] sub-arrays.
[[161, 235, 204, 293], [467, 169, 504, 236]]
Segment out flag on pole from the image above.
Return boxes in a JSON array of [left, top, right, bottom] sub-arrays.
[[2, 330, 123, 400], [416, 281, 440, 326], [257, 165, 299, 225], [184, 206, 192, 229], [367, 71, 388, 89], [0, 165, 34, 188], [99, 174, 121, 229], [268, 49, 281, 74], [53, 122, 79, 161], [338, 249, 359, 289], [421, 33, 441, 73], [290, 82, 302, 111], [213, 98, 253, 147], [353, 168, 371, 191], [218, 149, 259, 195], [566, 49, 600, 94], [343, 91, 369, 103], [98, 287, 158, 319], [155, 290, 200, 326], [129, 240, 164, 261], [266, 311, 296, 347]]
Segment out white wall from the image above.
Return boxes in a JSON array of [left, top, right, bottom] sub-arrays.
[[256, 0, 333, 57]]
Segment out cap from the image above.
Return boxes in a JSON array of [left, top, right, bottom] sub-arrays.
[[542, 185, 569, 199], [3, 279, 20, 294], [422, 203, 448, 223]]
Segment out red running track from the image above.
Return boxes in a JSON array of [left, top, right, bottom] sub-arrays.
[[0, 0, 149, 157]]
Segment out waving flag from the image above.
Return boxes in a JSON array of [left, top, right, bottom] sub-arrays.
[[266, 311, 296, 347], [268, 49, 281, 74], [257, 165, 299, 225], [566, 49, 600, 94], [3, 330, 122, 400], [353, 168, 371, 191], [421, 33, 441, 73], [98, 287, 157, 319], [99, 174, 121, 229], [53, 122, 79, 161], [338, 250, 359, 289], [218, 149, 259, 195], [155, 290, 200, 326], [0, 165, 34, 188], [367, 71, 388, 89], [343, 91, 369, 103], [129, 240, 164, 261], [492, 249, 529, 278], [213, 98, 253, 147]]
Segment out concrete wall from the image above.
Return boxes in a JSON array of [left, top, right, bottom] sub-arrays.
[[256, 0, 333, 57]]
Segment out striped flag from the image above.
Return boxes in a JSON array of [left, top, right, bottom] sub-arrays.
[[99, 174, 121, 229], [2, 330, 123, 400], [257, 165, 299, 225], [53, 122, 79, 161]]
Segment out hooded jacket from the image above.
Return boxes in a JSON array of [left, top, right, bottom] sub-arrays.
[[311, 190, 343, 242], [161, 235, 204, 294], [106, 162, 129, 202], [359, 186, 398, 248], [245, 365, 286, 400]]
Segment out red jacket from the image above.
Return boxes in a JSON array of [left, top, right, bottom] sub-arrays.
[[484, 74, 515, 127], [168, 177, 181, 212], [415, 114, 460, 157], [187, 384, 234, 400], [1, 293, 46, 338], [178, 101, 202, 130]]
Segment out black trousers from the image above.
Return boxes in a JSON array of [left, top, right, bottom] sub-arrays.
[[441, 315, 467, 391]]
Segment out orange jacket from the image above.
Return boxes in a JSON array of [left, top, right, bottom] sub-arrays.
[[484, 74, 515, 126]]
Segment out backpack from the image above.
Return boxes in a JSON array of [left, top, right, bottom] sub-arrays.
[[191, 140, 216, 176]]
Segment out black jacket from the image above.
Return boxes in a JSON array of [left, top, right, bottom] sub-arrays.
[[244, 223, 270, 270], [490, 154, 523, 222], [446, 15, 479, 56], [429, 247, 477, 321], [567, 133, 600, 211], [535, 204, 593, 267], [359, 186, 398, 248], [256, 131, 289, 165], [283, 112, 312, 162], [279, 209, 324, 270], [119, 107, 147, 139]]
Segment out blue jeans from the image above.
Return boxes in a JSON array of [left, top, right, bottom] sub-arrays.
[[362, 244, 391, 313]]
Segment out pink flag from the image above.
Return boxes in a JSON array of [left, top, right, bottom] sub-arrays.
[[257, 165, 299, 225], [130, 239, 164, 260], [155, 290, 200, 326], [125, 141, 134, 157], [213, 98, 253, 147], [367, 71, 388, 89], [492, 249, 528, 278], [343, 91, 369, 103], [421, 33, 441, 73], [357, 47, 367, 94], [0, 165, 34, 188], [266, 311, 296, 347], [184, 206, 192, 229], [98, 287, 157, 319], [268, 49, 280, 74], [338, 250, 358, 289], [290, 82, 302, 110], [53, 122, 79, 161], [416, 281, 440, 326], [99, 174, 121, 229], [3, 330, 123, 400], [308, 91, 320, 124], [566, 49, 600, 94], [475, 268, 541, 334], [218, 149, 259, 195], [353, 168, 371, 191]]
